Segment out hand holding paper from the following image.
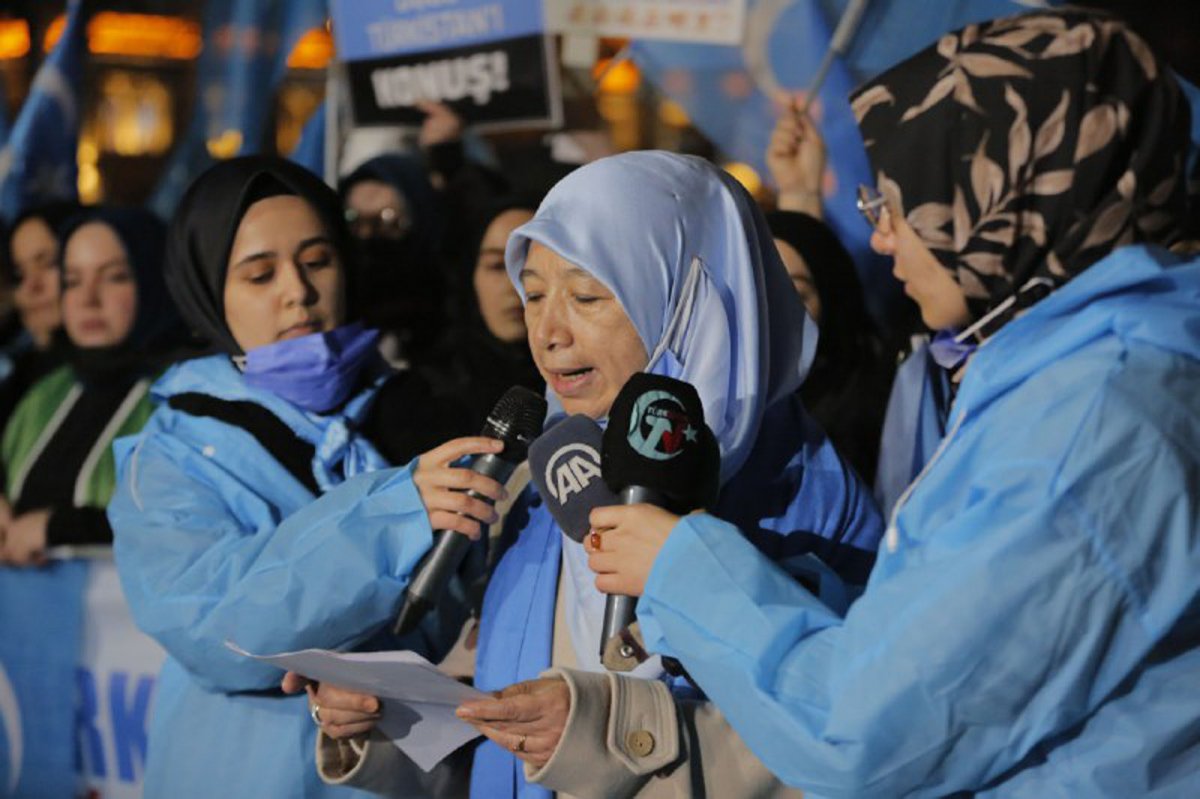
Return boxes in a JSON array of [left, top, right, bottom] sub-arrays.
[[228, 641, 484, 771]]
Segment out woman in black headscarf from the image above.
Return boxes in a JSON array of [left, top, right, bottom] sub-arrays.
[[0, 208, 181, 564], [423, 195, 545, 426], [0, 202, 81, 426], [340, 142, 510, 370], [766, 210, 894, 482], [107, 155, 497, 798], [341, 154, 447, 367]]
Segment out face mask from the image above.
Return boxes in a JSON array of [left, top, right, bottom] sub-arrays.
[[928, 328, 977, 370], [241, 322, 381, 414]]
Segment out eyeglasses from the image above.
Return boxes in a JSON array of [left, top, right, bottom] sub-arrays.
[[856, 184, 889, 230], [344, 206, 411, 240]]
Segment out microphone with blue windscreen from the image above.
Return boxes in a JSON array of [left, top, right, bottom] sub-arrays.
[[528, 414, 620, 543]]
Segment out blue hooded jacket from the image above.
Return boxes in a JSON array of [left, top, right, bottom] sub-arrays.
[[109, 355, 467, 798], [634, 246, 1200, 797]]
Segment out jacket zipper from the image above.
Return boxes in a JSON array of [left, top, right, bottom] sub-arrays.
[[884, 405, 969, 554]]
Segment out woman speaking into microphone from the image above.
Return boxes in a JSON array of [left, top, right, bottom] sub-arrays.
[[307, 151, 886, 798], [107, 156, 513, 799]]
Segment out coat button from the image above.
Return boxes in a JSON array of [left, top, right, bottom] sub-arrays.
[[626, 730, 655, 758]]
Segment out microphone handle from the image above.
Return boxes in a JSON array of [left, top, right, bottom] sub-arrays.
[[393, 451, 519, 635], [599, 485, 670, 658]]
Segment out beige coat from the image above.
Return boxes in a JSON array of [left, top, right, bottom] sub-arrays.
[[317, 633, 800, 798], [526, 667, 802, 799], [316, 471, 798, 797]]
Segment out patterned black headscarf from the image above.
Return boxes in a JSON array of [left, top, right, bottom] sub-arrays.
[[852, 9, 1191, 332]]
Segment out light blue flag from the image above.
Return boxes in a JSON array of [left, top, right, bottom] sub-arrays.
[[0, 562, 89, 799], [0, 75, 9, 146], [632, 0, 1064, 328], [1178, 74, 1200, 180], [289, 100, 326, 179], [149, 0, 328, 218], [0, 0, 86, 224]]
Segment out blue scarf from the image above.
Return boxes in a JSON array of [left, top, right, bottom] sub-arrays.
[[470, 496, 560, 799]]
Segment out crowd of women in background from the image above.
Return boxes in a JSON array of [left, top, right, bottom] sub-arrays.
[[0, 5, 1196, 798]]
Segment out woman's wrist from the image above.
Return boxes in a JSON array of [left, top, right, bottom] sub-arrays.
[[776, 189, 824, 218]]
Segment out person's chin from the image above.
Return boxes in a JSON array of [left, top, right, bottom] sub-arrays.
[[70, 334, 115, 348], [558, 392, 612, 421], [23, 309, 59, 328], [561, 402, 606, 420], [496, 324, 527, 344]]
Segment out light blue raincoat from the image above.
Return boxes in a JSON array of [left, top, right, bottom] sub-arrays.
[[109, 355, 468, 798], [470, 152, 885, 798], [635, 245, 1200, 797]]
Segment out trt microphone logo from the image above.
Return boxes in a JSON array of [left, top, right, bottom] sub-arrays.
[[544, 443, 603, 503], [626, 389, 700, 460]]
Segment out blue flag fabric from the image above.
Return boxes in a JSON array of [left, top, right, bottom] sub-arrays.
[[149, 0, 328, 218], [289, 101, 327, 179], [631, 0, 1064, 328], [1179, 73, 1200, 181], [0, 75, 10, 146], [0, 561, 89, 799], [0, 0, 86, 224]]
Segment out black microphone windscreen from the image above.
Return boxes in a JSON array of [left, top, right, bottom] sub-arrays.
[[602, 373, 719, 512], [528, 414, 619, 542], [482, 386, 548, 462]]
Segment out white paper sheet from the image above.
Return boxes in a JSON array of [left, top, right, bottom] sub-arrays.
[[226, 641, 484, 771]]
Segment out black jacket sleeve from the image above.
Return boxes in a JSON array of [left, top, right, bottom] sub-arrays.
[[46, 505, 113, 547], [361, 370, 476, 466]]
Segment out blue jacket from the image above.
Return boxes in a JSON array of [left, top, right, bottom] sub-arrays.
[[472, 394, 885, 799], [109, 355, 465, 798], [635, 246, 1200, 797]]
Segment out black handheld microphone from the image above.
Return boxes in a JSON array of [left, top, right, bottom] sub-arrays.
[[598, 373, 719, 658], [393, 386, 547, 635], [527, 414, 620, 542]]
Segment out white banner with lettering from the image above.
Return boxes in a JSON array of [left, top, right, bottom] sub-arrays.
[[546, 0, 748, 45], [77, 560, 165, 799]]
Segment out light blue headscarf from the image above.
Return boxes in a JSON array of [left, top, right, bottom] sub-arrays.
[[505, 151, 817, 484], [501, 152, 820, 679]]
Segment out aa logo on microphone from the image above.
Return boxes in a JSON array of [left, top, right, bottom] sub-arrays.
[[544, 443, 602, 503], [626, 390, 699, 460]]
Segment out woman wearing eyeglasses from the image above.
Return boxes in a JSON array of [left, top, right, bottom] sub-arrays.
[[339, 110, 508, 371], [583, 9, 1200, 796], [340, 154, 448, 368]]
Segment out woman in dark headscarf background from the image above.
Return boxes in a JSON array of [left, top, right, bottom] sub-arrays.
[[0, 202, 81, 427], [764, 108, 896, 484], [766, 210, 894, 483], [340, 127, 510, 372], [340, 153, 447, 365], [0, 207, 180, 564], [423, 194, 545, 427]]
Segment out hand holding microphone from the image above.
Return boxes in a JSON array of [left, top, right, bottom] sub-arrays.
[[395, 386, 547, 635], [592, 373, 720, 658], [585, 503, 684, 597], [412, 437, 508, 539]]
